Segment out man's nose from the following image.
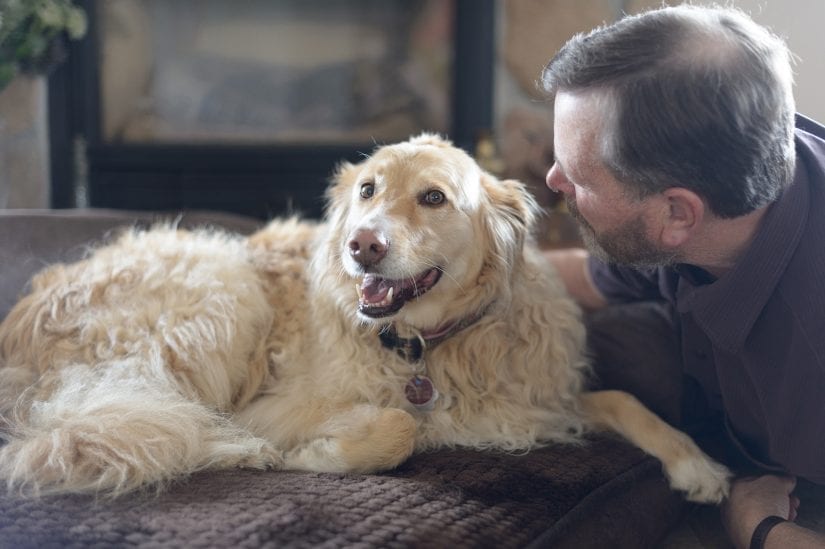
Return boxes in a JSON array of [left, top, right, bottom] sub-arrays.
[[546, 164, 574, 195]]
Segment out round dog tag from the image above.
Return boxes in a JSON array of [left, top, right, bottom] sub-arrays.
[[405, 375, 439, 411]]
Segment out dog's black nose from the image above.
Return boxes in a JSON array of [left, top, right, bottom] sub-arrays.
[[348, 229, 388, 267]]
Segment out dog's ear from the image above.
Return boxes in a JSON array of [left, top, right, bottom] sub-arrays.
[[329, 160, 360, 189], [323, 160, 361, 221], [480, 173, 539, 273]]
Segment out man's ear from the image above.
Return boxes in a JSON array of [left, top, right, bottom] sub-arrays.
[[659, 187, 705, 248]]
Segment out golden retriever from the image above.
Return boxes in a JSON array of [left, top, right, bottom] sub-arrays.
[[0, 134, 730, 501]]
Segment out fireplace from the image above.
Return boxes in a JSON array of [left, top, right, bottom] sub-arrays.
[[49, 0, 494, 219]]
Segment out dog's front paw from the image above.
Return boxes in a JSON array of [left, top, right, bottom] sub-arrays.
[[666, 455, 731, 504], [344, 407, 417, 471], [283, 407, 417, 473], [206, 439, 285, 471], [236, 445, 285, 470]]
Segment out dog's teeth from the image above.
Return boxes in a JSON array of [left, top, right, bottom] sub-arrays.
[[386, 286, 394, 303]]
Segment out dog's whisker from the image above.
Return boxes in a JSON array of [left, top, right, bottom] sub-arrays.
[[435, 267, 465, 294]]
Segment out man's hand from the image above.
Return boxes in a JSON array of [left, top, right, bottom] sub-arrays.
[[543, 248, 607, 310], [721, 475, 809, 549]]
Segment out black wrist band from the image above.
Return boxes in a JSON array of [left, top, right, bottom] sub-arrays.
[[749, 515, 787, 549]]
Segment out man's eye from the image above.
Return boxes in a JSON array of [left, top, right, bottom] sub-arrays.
[[421, 189, 445, 206], [360, 182, 375, 199]]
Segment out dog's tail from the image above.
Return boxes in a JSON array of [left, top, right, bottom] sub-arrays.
[[0, 363, 280, 498]]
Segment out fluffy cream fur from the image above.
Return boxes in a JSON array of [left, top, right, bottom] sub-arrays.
[[0, 134, 729, 501]]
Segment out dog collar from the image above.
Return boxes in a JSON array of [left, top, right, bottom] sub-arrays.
[[378, 304, 492, 412], [378, 306, 491, 363]]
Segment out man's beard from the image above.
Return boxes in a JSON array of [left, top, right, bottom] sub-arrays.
[[565, 197, 677, 268]]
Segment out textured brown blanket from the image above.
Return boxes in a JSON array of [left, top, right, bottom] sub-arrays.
[[0, 437, 684, 548]]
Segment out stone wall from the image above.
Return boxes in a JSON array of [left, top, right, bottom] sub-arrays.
[[0, 76, 51, 209]]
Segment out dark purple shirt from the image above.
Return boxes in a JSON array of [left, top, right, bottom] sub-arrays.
[[588, 115, 825, 484]]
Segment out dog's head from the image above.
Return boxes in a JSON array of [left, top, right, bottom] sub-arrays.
[[321, 133, 538, 330]]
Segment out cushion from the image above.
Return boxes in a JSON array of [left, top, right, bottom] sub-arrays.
[[0, 438, 683, 548]]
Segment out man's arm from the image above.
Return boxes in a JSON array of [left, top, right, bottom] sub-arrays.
[[722, 475, 825, 549], [544, 248, 608, 310]]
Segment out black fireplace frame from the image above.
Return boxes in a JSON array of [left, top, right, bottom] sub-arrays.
[[48, 0, 495, 219]]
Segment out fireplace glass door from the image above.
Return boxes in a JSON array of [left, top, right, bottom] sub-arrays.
[[100, 0, 453, 146], [49, 0, 493, 217]]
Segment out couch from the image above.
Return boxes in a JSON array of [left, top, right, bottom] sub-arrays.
[[0, 208, 696, 548]]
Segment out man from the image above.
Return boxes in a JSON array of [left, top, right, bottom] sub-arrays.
[[541, 5, 825, 549]]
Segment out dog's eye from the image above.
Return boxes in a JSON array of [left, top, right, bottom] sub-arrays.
[[359, 182, 375, 199], [421, 189, 445, 206]]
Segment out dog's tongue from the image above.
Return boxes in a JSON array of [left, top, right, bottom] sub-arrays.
[[359, 269, 440, 306], [357, 268, 441, 316], [360, 274, 394, 303]]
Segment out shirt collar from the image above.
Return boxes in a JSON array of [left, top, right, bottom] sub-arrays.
[[675, 135, 811, 353]]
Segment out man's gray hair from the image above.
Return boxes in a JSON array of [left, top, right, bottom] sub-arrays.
[[542, 4, 796, 218]]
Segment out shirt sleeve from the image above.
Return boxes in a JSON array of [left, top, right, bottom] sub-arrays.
[[587, 257, 664, 303]]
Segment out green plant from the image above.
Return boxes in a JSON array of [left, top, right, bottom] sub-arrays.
[[0, 0, 87, 90]]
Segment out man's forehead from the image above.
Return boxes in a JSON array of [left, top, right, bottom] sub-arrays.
[[554, 90, 611, 132], [554, 95, 600, 163]]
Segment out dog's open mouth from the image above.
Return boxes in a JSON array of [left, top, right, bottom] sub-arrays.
[[357, 268, 442, 318]]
